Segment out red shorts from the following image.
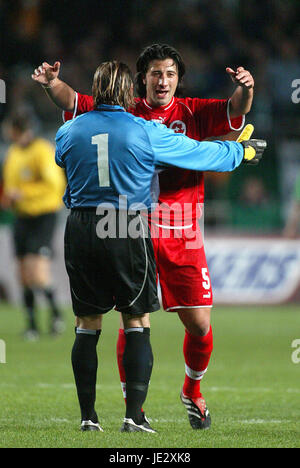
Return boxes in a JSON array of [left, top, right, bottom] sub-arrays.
[[150, 220, 213, 311]]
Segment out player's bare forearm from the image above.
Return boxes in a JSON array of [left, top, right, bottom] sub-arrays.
[[226, 66, 254, 118], [229, 85, 254, 118], [43, 78, 76, 112]]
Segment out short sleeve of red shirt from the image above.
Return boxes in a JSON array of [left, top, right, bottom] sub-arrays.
[[63, 93, 94, 122], [188, 98, 244, 139]]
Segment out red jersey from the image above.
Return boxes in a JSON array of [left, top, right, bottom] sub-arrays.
[[63, 94, 244, 224]]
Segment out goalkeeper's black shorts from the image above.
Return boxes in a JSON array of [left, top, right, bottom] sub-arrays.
[[64, 208, 160, 317]]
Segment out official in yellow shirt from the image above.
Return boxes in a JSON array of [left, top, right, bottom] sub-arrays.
[[2, 112, 66, 339], [3, 136, 65, 217]]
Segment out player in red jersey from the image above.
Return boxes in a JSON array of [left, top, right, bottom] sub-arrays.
[[32, 44, 254, 429]]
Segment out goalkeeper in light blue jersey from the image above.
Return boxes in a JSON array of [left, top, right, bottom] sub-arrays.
[[54, 61, 266, 434]]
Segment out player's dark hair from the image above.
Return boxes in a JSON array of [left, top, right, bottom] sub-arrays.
[[93, 61, 135, 110], [135, 43, 186, 98]]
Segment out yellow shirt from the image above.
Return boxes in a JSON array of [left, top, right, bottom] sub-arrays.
[[3, 138, 66, 216]]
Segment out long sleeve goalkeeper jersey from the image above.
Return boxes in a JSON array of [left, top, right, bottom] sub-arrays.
[[55, 104, 244, 211]]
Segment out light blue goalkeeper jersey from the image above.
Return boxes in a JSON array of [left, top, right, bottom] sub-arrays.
[[55, 104, 244, 210]]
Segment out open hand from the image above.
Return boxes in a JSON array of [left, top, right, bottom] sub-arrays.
[[31, 61, 61, 86], [226, 66, 254, 89]]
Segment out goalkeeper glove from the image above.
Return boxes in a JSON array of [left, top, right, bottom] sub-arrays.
[[241, 139, 267, 165]]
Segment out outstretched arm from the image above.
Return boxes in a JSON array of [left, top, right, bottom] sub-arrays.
[[31, 61, 76, 111], [226, 66, 254, 118], [144, 120, 266, 172]]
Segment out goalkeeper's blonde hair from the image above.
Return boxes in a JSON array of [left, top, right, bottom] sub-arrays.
[[92, 61, 135, 110]]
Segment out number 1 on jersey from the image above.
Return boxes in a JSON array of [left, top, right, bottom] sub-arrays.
[[92, 133, 110, 187]]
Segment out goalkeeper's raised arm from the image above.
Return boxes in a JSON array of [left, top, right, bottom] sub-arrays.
[[31, 61, 76, 111]]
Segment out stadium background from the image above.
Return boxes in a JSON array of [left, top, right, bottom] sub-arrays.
[[0, 0, 300, 449], [0, 0, 300, 305]]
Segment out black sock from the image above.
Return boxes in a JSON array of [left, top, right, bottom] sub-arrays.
[[43, 287, 61, 318], [71, 328, 101, 422], [123, 327, 153, 425], [23, 287, 37, 330]]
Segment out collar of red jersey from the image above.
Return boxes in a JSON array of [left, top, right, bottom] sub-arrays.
[[142, 97, 175, 112]]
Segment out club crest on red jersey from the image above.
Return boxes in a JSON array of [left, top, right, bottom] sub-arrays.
[[170, 120, 186, 134]]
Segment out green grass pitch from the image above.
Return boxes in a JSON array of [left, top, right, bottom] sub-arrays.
[[0, 302, 299, 448]]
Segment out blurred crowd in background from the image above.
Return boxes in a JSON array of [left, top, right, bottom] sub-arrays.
[[0, 0, 300, 232]]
